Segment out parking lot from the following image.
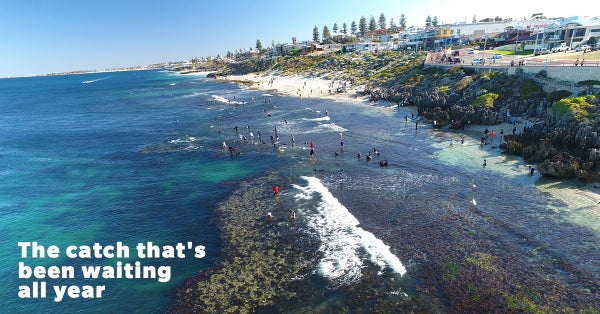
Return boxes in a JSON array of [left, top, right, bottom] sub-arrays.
[[427, 47, 600, 67]]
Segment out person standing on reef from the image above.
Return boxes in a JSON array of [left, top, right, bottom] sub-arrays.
[[415, 121, 418, 130], [483, 159, 487, 167], [272, 185, 279, 196]]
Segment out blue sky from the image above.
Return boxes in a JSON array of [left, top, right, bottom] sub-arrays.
[[0, 0, 593, 77]]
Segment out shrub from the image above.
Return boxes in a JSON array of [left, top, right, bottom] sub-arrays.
[[472, 92, 499, 109], [519, 79, 545, 100], [547, 90, 572, 103], [536, 70, 548, 78], [550, 96, 596, 123]]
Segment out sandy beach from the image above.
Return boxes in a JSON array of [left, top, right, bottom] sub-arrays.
[[224, 72, 535, 140], [223, 72, 370, 104]]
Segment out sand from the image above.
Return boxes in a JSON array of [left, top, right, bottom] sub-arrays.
[[223, 73, 370, 104], [224, 72, 534, 139]]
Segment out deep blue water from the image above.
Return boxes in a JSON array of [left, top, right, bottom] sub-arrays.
[[1, 69, 599, 312]]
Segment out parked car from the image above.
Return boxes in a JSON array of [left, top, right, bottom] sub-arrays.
[[575, 45, 590, 52], [492, 54, 503, 59], [468, 49, 475, 54], [551, 43, 570, 53], [534, 48, 548, 55], [471, 57, 484, 65]]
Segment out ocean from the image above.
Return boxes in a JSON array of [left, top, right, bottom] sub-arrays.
[[1, 69, 599, 313]]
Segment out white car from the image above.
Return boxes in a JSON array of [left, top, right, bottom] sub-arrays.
[[471, 57, 484, 65], [575, 45, 590, 52]]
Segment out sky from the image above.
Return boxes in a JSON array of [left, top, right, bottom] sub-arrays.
[[0, 0, 597, 77]]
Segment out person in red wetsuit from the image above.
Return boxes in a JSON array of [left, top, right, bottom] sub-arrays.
[[272, 185, 279, 195]]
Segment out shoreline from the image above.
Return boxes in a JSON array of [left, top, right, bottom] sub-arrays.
[[221, 72, 371, 104], [221, 71, 600, 197]]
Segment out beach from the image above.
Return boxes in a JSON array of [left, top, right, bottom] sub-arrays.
[[4, 70, 599, 313], [223, 72, 369, 104]]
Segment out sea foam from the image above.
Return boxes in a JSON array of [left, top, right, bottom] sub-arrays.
[[293, 176, 406, 285]]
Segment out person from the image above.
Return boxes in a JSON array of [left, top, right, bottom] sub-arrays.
[[460, 138, 464, 145], [483, 159, 487, 167], [449, 139, 454, 147], [288, 209, 296, 219], [529, 166, 535, 175], [266, 212, 273, 222], [272, 185, 279, 196], [339, 169, 344, 180], [415, 121, 418, 130]]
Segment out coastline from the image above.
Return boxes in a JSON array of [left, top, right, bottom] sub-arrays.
[[222, 71, 600, 199], [221, 72, 370, 104], [167, 71, 600, 312]]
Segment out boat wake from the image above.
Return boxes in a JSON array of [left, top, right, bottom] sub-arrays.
[[82, 77, 110, 84]]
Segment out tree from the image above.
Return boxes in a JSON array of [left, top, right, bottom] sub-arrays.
[[342, 22, 348, 34], [587, 36, 597, 48], [322, 25, 331, 40], [425, 16, 432, 27], [368, 16, 376, 32], [256, 39, 262, 52], [359, 16, 367, 33], [432, 16, 438, 27], [313, 26, 319, 42], [378, 13, 386, 30], [389, 18, 396, 28], [472, 15, 477, 23], [400, 13, 406, 29], [333, 23, 338, 34], [351, 21, 357, 34]]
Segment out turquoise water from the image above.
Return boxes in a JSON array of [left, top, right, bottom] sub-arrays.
[[0, 71, 275, 312], [2, 70, 599, 312]]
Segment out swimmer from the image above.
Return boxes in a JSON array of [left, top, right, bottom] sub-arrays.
[[288, 209, 296, 219], [266, 212, 273, 222], [272, 185, 279, 195]]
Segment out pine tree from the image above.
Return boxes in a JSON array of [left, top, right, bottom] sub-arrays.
[[378, 13, 386, 30], [256, 39, 262, 52], [368, 16, 376, 32], [389, 18, 396, 28], [313, 26, 320, 42], [322, 25, 331, 40], [333, 23, 339, 34], [342, 22, 348, 34], [400, 13, 406, 29], [425, 16, 432, 27], [359, 16, 367, 33], [351, 21, 357, 34], [432, 16, 438, 27]]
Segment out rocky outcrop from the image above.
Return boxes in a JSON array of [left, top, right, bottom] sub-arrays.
[[363, 68, 600, 181]]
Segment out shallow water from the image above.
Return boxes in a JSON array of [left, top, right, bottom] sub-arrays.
[[2, 70, 599, 312]]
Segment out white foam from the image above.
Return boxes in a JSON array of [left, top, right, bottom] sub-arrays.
[[210, 95, 245, 104], [313, 122, 348, 133], [293, 176, 406, 285], [82, 77, 110, 84]]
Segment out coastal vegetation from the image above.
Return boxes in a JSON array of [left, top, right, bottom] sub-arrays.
[[550, 95, 597, 123]]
